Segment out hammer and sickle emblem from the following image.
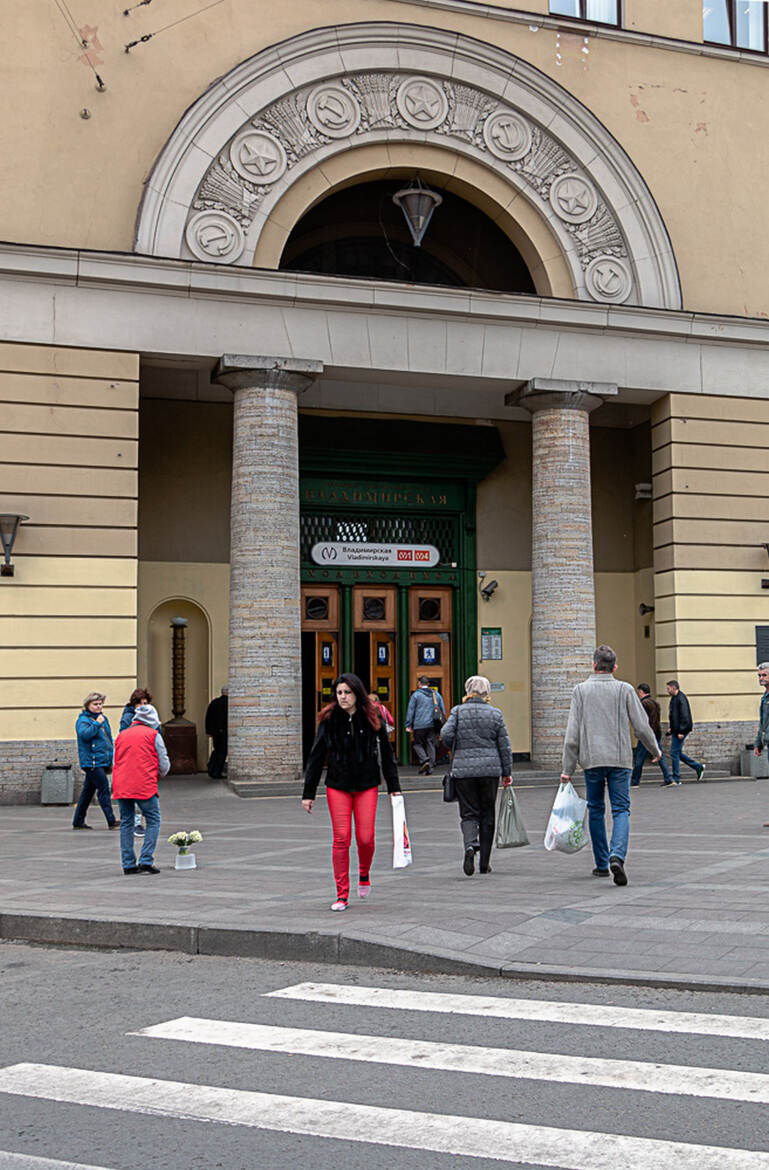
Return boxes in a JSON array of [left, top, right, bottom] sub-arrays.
[[491, 118, 524, 152], [317, 93, 349, 127], [594, 263, 622, 295], [198, 224, 235, 256]]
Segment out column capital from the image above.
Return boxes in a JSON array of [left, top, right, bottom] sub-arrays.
[[214, 354, 324, 394], [505, 377, 618, 415]]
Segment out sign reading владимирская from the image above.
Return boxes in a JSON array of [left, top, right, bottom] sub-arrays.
[[310, 542, 440, 567]]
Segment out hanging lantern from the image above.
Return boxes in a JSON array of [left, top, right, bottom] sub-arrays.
[[392, 178, 443, 247]]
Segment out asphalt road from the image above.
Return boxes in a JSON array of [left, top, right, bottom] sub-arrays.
[[2, 943, 769, 1169]]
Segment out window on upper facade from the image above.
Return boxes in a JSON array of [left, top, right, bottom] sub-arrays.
[[549, 0, 619, 25], [704, 1, 767, 52]]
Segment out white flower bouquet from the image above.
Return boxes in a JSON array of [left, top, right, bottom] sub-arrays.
[[167, 830, 203, 855]]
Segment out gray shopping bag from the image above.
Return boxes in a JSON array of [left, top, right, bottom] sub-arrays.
[[495, 785, 529, 849]]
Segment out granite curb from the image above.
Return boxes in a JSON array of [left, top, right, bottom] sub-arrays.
[[4, 909, 769, 995]]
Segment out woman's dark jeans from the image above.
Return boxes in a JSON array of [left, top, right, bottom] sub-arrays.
[[454, 776, 498, 870], [72, 767, 116, 827]]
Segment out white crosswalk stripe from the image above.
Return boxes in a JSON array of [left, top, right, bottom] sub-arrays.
[[267, 979, 769, 1040], [0, 1156, 112, 1170], [1, 1062, 768, 1170], [4, 980, 769, 1168], [134, 1014, 769, 1105], [0, 1157, 112, 1170]]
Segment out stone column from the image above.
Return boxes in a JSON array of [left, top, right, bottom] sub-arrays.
[[214, 355, 323, 792], [508, 378, 618, 769]]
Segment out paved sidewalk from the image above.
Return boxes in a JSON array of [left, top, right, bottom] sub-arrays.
[[1, 774, 769, 991]]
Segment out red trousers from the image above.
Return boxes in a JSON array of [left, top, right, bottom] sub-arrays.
[[326, 786, 378, 902]]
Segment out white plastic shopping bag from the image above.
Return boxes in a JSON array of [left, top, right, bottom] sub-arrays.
[[391, 793, 413, 868], [544, 780, 588, 853]]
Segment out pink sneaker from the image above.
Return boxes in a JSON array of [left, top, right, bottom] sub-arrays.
[[330, 899, 348, 912], [358, 880, 372, 899]]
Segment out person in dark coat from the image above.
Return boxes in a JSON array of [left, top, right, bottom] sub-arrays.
[[302, 672, 401, 912], [72, 691, 118, 830], [631, 684, 672, 786], [440, 675, 513, 877], [205, 686, 228, 779], [666, 680, 705, 783]]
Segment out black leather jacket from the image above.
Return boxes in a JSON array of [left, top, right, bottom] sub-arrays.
[[303, 707, 400, 800], [668, 690, 693, 736]]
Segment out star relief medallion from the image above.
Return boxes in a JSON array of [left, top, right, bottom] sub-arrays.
[[229, 128, 287, 184], [396, 77, 448, 130], [549, 173, 598, 224]]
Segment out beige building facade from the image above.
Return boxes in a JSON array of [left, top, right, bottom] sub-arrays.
[[1, 1, 768, 799]]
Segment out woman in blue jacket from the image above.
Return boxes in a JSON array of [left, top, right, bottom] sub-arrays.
[[72, 691, 118, 830]]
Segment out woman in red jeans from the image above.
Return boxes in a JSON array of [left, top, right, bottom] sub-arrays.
[[302, 673, 401, 912]]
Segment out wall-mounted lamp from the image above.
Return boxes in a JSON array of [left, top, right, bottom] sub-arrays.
[[392, 177, 443, 247], [639, 602, 655, 616], [0, 513, 28, 577]]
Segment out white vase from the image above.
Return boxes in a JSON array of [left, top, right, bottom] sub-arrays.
[[175, 850, 196, 870]]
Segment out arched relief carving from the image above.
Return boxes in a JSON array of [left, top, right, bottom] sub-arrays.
[[135, 24, 681, 310]]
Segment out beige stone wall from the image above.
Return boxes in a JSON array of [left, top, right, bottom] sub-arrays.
[[652, 393, 769, 724], [2, 2, 767, 316], [0, 343, 139, 741]]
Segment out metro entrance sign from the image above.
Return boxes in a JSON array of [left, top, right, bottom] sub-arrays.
[[311, 542, 440, 568]]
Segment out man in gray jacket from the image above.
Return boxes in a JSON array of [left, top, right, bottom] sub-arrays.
[[405, 676, 446, 775], [560, 645, 661, 887]]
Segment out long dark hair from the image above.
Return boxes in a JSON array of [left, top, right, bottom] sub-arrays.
[[319, 672, 380, 730]]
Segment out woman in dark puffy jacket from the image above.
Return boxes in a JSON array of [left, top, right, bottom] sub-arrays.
[[302, 672, 401, 912], [441, 675, 513, 877]]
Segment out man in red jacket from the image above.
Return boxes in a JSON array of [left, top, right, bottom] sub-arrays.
[[112, 704, 170, 874]]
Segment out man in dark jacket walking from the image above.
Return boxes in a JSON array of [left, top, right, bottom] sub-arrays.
[[205, 686, 228, 779], [666, 680, 705, 783], [631, 684, 673, 786]]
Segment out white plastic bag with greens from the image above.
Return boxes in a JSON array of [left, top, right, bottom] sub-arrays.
[[544, 780, 588, 853]]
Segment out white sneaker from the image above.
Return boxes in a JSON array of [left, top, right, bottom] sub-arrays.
[[330, 900, 348, 912], [358, 881, 371, 899]]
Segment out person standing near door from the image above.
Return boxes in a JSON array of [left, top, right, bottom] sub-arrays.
[[205, 686, 228, 779], [302, 672, 401, 912], [405, 675, 445, 775]]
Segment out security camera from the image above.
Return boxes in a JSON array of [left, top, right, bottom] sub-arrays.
[[480, 579, 498, 601]]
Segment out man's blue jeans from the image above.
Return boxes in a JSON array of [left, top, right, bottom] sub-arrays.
[[118, 795, 161, 869], [583, 767, 631, 870], [670, 734, 701, 782], [631, 741, 671, 785]]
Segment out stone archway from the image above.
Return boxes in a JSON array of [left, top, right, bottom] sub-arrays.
[[147, 598, 211, 771], [135, 22, 681, 309]]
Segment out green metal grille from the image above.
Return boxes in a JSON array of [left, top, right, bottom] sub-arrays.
[[301, 512, 459, 564]]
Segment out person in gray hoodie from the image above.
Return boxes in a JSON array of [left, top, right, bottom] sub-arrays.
[[560, 645, 661, 887], [112, 704, 170, 874]]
